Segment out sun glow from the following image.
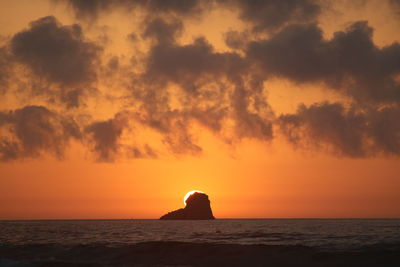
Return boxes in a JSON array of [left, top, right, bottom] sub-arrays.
[[183, 190, 203, 205]]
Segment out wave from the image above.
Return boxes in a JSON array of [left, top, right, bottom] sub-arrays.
[[1, 241, 400, 267]]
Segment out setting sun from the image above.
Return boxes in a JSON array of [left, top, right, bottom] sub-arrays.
[[183, 190, 203, 205]]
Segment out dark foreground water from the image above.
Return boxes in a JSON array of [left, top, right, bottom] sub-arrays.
[[1, 219, 400, 266]]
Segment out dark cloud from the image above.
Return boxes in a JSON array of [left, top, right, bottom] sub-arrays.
[[10, 16, 101, 107], [3, 4, 398, 162], [61, 0, 321, 31], [0, 106, 80, 161], [0, 106, 162, 162], [145, 0, 204, 15], [389, 0, 400, 15], [232, 0, 321, 32], [144, 36, 247, 92], [279, 102, 400, 157], [366, 105, 400, 155], [187, 107, 227, 132], [224, 30, 249, 50], [85, 112, 129, 162], [11, 16, 100, 86], [161, 114, 203, 155], [143, 18, 183, 44], [247, 21, 400, 104], [139, 21, 274, 143], [132, 107, 203, 155], [279, 102, 366, 157], [130, 144, 157, 158], [85, 112, 160, 161], [231, 80, 274, 141], [58, 0, 117, 19], [0, 46, 10, 94], [58, 0, 205, 19]]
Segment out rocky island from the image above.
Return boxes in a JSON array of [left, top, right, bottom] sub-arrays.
[[160, 192, 215, 220]]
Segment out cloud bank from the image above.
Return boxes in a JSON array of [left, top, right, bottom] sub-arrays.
[[10, 16, 101, 108], [1, 0, 399, 161], [0, 106, 80, 161]]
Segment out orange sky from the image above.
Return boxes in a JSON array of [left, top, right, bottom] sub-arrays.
[[0, 0, 400, 219]]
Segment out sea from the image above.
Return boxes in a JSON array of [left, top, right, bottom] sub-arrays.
[[1, 219, 400, 266]]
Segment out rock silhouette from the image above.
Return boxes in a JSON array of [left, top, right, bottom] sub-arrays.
[[160, 192, 215, 220]]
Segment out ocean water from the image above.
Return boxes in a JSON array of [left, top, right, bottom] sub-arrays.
[[1, 219, 400, 250]]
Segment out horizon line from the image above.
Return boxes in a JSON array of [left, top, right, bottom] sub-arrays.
[[1, 217, 400, 221]]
